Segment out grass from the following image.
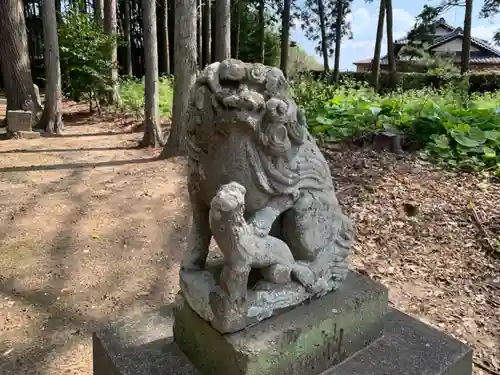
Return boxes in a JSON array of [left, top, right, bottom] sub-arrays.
[[292, 77, 500, 174], [118, 74, 500, 174], [119, 76, 174, 120]]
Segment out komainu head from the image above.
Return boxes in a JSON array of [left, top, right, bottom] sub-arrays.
[[186, 59, 309, 161]]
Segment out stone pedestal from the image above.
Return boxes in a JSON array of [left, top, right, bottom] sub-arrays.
[[6, 110, 40, 139], [7, 110, 33, 132], [93, 271, 473, 375], [174, 270, 387, 375]]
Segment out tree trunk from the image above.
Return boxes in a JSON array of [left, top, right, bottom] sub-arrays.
[[231, 0, 241, 59], [159, 0, 197, 158], [371, 0, 385, 90], [158, 0, 170, 75], [104, 0, 120, 104], [94, 0, 103, 27], [214, 0, 230, 61], [0, 0, 41, 120], [80, 0, 87, 14], [141, 0, 164, 147], [197, 0, 203, 66], [123, 0, 133, 76], [317, 0, 329, 72], [461, 0, 473, 74], [258, 0, 265, 63], [202, 0, 211, 66], [332, 0, 343, 83], [56, 0, 62, 23], [211, 0, 216, 62], [385, 0, 398, 89], [280, 0, 291, 77], [38, 0, 64, 134]]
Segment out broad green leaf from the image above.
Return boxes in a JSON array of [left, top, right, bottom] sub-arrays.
[[483, 146, 496, 159], [450, 130, 481, 148], [315, 116, 335, 126], [484, 130, 500, 141], [468, 127, 486, 142]]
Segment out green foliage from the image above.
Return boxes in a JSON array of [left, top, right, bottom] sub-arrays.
[[119, 77, 173, 119], [398, 44, 459, 74], [58, 10, 115, 107], [238, 6, 281, 66], [310, 71, 500, 93], [291, 77, 500, 174], [299, 0, 352, 57]]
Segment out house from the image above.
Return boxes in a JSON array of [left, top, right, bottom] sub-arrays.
[[354, 18, 500, 72]]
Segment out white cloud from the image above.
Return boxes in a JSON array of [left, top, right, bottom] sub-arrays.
[[345, 8, 373, 36], [471, 25, 498, 43], [341, 7, 414, 65]]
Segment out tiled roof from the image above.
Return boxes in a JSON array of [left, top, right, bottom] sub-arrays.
[[354, 24, 500, 65], [395, 18, 455, 46], [428, 29, 500, 58], [355, 55, 500, 65]]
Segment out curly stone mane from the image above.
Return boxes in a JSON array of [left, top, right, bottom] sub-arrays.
[[186, 60, 332, 196]]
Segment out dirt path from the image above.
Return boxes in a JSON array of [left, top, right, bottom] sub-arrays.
[[0, 103, 499, 375]]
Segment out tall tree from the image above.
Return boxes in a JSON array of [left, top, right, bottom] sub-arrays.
[[332, 0, 343, 82], [94, 0, 103, 27], [80, 0, 87, 13], [158, 0, 171, 75], [231, 0, 242, 58], [103, 0, 120, 104], [38, 0, 64, 134], [214, 0, 231, 60], [385, 0, 398, 89], [123, 0, 133, 76], [300, 0, 352, 74], [0, 0, 41, 118], [317, 0, 329, 71], [104, 0, 120, 104], [160, 0, 197, 158], [258, 0, 265, 63], [56, 0, 62, 23], [461, 0, 473, 74], [371, 0, 385, 90], [141, 0, 164, 147], [202, 0, 211, 66], [280, 0, 291, 76], [197, 0, 203, 65], [211, 0, 217, 62]]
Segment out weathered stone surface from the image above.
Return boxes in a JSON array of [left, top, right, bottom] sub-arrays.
[[329, 309, 473, 375], [93, 306, 201, 375], [92, 305, 472, 375], [9, 130, 40, 139], [175, 270, 388, 375], [180, 59, 354, 333], [7, 110, 33, 132], [180, 259, 347, 334]]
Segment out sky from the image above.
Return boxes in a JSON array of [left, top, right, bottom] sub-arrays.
[[290, 0, 500, 71]]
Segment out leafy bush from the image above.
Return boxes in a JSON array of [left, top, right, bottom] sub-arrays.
[[119, 77, 173, 119], [58, 10, 116, 109], [291, 77, 500, 174], [308, 71, 500, 93]]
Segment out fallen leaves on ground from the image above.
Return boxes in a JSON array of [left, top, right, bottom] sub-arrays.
[[323, 145, 500, 375]]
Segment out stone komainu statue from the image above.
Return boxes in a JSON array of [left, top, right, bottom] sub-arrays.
[[179, 59, 355, 333]]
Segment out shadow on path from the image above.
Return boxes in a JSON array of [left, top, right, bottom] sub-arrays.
[[0, 146, 138, 154], [0, 158, 158, 172]]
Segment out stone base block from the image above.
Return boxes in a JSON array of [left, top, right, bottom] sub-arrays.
[[93, 280, 472, 375], [9, 131, 40, 139], [175, 270, 388, 375], [7, 110, 33, 132]]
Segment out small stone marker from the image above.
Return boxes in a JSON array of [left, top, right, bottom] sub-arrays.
[[7, 110, 33, 132], [6, 110, 41, 139]]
